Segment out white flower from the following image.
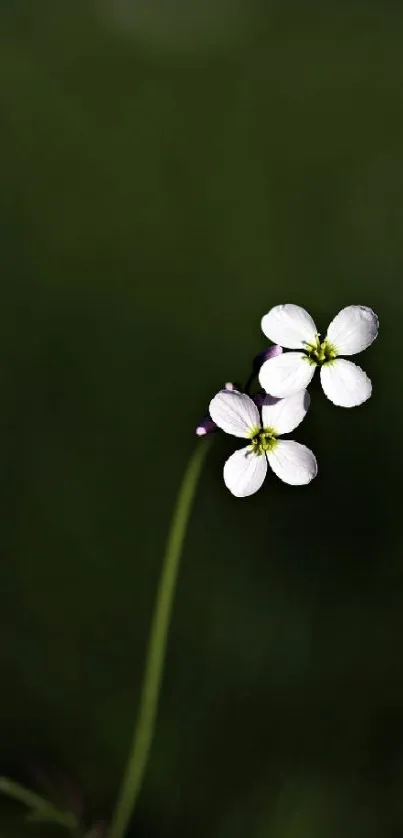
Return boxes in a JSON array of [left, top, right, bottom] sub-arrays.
[[209, 389, 317, 496], [258, 304, 379, 407]]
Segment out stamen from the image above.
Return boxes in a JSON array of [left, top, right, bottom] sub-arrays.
[[304, 336, 337, 365], [250, 428, 278, 455]]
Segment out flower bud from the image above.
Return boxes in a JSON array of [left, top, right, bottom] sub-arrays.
[[251, 393, 279, 409], [195, 416, 217, 436], [252, 343, 283, 373]]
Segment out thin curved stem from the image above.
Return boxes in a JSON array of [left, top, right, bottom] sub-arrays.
[[0, 777, 79, 833], [107, 440, 211, 838]]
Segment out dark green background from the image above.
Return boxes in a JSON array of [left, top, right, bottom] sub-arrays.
[[0, 1, 402, 835]]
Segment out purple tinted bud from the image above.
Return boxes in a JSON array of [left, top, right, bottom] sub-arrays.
[[251, 392, 280, 410], [224, 381, 245, 392], [196, 416, 217, 436], [251, 393, 265, 409], [253, 344, 283, 373]]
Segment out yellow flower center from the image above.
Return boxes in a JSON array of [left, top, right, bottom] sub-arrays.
[[304, 334, 337, 365], [249, 427, 278, 456]]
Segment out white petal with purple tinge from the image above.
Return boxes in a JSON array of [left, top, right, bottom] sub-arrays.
[[209, 391, 260, 438], [267, 440, 318, 485], [262, 390, 310, 436], [259, 352, 316, 398], [223, 446, 267, 497], [261, 304, 317, 349], [320, 359, 372, 407], [326, 306, 379, 356]]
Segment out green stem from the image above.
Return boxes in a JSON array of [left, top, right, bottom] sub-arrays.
[[107, 440, 211, 838], [0, 777, 79, 833]]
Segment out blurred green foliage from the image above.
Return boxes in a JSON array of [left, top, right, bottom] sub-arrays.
[[0, 1, 403, 836]]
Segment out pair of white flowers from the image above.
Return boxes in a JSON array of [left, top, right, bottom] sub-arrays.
[[209, 304, 379, 497]]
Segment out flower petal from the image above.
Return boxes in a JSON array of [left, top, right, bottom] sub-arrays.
[[209, 391, 260, 438], [261, 304, 317, 349], [326, 305, 379, 356], [223, 446, 267, 497], [320, 359, 372, 407], [259, 352, 316, 398], [267, 440, 318, 485], [261, 390, 310, 435]]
